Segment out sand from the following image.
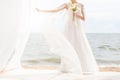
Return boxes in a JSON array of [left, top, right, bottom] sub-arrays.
[[0, 66, 120, 80], [100, 67, 120, 72], [23, 66, 120, 72], [0, 70, 120, 80]]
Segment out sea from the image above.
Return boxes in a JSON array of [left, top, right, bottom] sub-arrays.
[[21, 33, 120, 67]]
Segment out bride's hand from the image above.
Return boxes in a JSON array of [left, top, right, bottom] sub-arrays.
[[36, 8, 40, 12]]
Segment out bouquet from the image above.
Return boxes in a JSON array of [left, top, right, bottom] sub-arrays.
[[69, 2, 77, 12], [71, 4, 77, 11]]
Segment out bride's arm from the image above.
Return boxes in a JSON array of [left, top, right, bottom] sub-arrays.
[[74, 3, 85, 21], [36, 3, 67, 13]]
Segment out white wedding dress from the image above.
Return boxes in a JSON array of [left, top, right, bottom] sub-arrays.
[[63, 2, 99, 73]]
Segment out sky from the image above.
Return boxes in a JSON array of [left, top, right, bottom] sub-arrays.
[[31, 0, 120, 33]]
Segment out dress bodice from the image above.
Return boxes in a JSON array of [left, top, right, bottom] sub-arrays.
[[66, 2, 82, 14], [66, 2, 82, 22]]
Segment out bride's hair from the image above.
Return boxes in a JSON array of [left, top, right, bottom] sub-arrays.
[[71, 0, 77, 3]]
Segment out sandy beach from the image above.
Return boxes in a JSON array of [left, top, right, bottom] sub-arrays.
[[0, 66, 120, 80], [100, 67, 120, 72], [1, 66, 120, 74], [23, 66, 120, 72]]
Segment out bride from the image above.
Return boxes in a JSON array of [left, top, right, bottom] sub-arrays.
[[36, 0, 99, 74]]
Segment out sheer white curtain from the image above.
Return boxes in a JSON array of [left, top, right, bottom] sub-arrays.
[[0, 0, 18, 72], [5, 0, 31, 70], [0, 0, 31, 72]]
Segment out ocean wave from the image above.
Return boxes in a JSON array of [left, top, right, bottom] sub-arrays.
[[21, 33, 120, 67], [96, 59, 120, 64], [97, 45, 120, 51]]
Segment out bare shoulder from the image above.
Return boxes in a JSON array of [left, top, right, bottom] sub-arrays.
[[62, 3, 68, 9], [57, 3, 67, 9], [77, 2, 84, 7]]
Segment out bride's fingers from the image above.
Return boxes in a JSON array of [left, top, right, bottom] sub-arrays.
[[35, 8, 39, 11]]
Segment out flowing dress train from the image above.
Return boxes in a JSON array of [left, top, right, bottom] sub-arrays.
[[63, 2, 99, 73]]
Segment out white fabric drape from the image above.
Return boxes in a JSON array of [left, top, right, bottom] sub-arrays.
[[0, 0, 18, 72], [0, 0, 31, 72], [5, 0, 31, 71]]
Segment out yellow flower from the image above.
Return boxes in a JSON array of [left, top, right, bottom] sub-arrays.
[[69, 2, 77, 12], [72, 4, 77, 11]]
